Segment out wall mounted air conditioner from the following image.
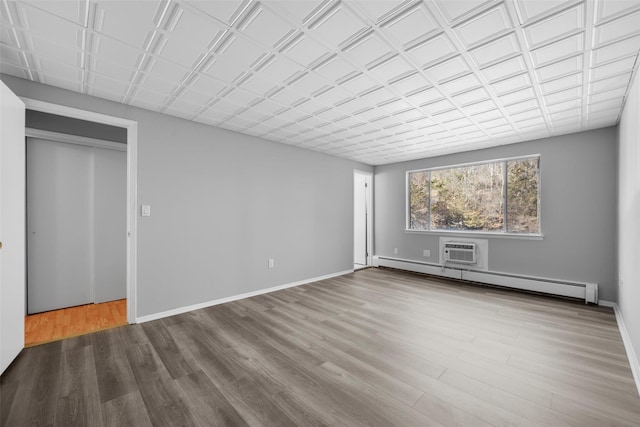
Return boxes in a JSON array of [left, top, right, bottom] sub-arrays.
[[444, 242, 477, 264]]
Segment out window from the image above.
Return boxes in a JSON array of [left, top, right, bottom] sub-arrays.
[[407, 156, 540, 234]]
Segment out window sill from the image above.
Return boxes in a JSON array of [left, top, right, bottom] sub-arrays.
[[403, 229, 544, 240]]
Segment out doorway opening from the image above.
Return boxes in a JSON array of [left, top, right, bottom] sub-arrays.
[[21, 98, 138, 329], [24, 122, 129, 345], [354, 170, 373, 271]]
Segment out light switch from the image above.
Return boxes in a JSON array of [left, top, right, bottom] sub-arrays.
[[141, 205, 151, 217]]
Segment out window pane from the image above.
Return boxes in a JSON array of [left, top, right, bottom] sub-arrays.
[[409, 171, 429, 230], [430, 163, 504, 231], [507, 158, 539, 233]]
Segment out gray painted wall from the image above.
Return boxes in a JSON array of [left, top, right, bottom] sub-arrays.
[[618, 69, 640, 360], [2, 74, 371, 318], [374, 127, 618, 301]]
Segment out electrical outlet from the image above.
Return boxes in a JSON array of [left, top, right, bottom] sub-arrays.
[[268, 259, 274, 269], [423, 250, 430, 257], [393, 248, 398, 255]]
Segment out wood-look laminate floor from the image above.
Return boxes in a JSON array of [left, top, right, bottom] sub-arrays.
[[2, 268, 639, 426], [25, 299, 127, 347]]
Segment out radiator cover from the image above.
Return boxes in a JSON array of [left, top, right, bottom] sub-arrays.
[[373, 256, 598, 304]]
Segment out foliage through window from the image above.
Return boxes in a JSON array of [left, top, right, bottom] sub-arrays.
[[408, 156, 540, 234]]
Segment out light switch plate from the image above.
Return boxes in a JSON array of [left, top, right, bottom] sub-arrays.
[[141, 205, 151, 216]]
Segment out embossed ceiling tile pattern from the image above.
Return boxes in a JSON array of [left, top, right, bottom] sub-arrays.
[[406, 33, 457, 69], [238, 3, 295, 49], [367, 55, 413, 83], [589, 86, 627, 103], [544, 86, 582, 105], [592, 55, 637, 80], [351, 0, 407, 23], [165, 97, 201, 116], [539, 72, 580, 93], [342, 32, 394, 68], [133, 86, 169, 108], [434, 0, 495, 24], [453, 87, 491, 105], [339, 72, 379, 95], [381, 5, 438, 48], [550, 99, 580, 116], [462, 99, 498, 115], [482, 55, 527, 82], [158, 6, 225, 67], [39, 73, 81, 92], [592, 34, 640, 66], [89, 74, 129, 98], [440, 73, 481, 96], [424, 55, 471, 83], [204, 35, 264, 83], [389, 72, 430, 95], [595, 0, 640, 23], [590, 73, 632, 94], [453, 3, 513, 48], [406, 86, 444, 105], [314, 54, 357, 82], [491, 73, 531, 95], [137, 74, 176, 98], [37, 57, 80, 82], [0, 45, 24, 70], [92, 35, 141, 68], [26, 36, 79, 67], [95, 0, 160, 46], [89, 56, 135, 83], [594, 9, 640, 47], [184, 0, 245, 25], [3, 0, 640, 165], [468, 32, 521, 68], [536, 54, 583, 81], [255, 54, 304, 83], [280, 33, 329, 68], [514, 0, 577, 24], [530, 32, 585, 67], [147, 58, 190, 84], [309, 3, 368, 48], [523, 3, 584, 48]]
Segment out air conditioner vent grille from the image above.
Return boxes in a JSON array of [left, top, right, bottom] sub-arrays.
[[444, 242, 477, 265]]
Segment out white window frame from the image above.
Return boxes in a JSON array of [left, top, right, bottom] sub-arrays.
[[405, 154, 542, 239]]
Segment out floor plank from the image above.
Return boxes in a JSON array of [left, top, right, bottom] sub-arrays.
[[3, 268, 640, 426], [25, 299, 127, 347]]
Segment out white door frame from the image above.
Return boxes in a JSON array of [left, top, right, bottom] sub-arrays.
[[354, 169, 373, 267], [21, 98, 138, 324]]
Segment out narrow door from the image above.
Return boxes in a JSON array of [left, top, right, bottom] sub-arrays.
[[27, 138, 94, 313], [0, 81, 26, 374], [354, 171, 371, 267], [93, 147, 126, 303]]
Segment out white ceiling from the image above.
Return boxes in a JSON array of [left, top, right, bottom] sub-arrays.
[[1, 0, 639, 165]]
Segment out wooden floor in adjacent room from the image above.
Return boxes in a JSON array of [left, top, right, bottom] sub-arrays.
[[2, 268, 639, 426], [24, 299, 127, 347]]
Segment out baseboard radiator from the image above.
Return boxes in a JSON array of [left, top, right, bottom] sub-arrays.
[[373, 256, 598, 304]]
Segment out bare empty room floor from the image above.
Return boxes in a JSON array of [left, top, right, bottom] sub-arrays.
[[2, 268, 639, 426]]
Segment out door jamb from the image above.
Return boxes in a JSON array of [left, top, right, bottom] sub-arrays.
[[354, 169, 373, 267], [21, 98, 138, 324]]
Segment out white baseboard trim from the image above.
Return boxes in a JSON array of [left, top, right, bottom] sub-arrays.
[[135, 269, 353, 324], [598, 300, 616, 307], [606, 302, 640, 396]]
